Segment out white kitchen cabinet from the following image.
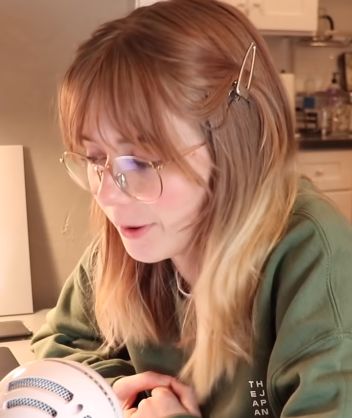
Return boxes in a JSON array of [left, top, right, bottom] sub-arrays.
[[223, 0, 318, 34], [135, 0, 318, 35], [324, 190, 352, 222], [298, 150, 352, 223], [135, 0, 158, 6]]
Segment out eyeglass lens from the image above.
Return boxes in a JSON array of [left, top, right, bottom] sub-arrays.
[[62, 153, 162, 202]]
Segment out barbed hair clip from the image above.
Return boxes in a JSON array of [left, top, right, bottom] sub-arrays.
[[228, 42, 256, 103]]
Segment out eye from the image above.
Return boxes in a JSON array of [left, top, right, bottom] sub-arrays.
[[115, 157, 151, 172], [131, 159, 151, 170]]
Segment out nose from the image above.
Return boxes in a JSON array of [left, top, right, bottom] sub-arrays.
[[95, 169, 133, 206]]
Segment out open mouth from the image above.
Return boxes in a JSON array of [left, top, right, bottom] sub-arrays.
[[119, 224, 153, 239]]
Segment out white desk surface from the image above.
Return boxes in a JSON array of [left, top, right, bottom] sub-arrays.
[[0, 309, 50, 364]]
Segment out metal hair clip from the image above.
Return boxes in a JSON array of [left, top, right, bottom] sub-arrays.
[[228, 42, 257, 103], [201, 42, 257, 135]]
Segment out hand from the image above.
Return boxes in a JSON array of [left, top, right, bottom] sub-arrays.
[[113, 371, 201, 417]]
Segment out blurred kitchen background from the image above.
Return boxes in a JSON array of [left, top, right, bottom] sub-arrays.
[[0, 0, 351, 310], [262, 0, 352, 141]]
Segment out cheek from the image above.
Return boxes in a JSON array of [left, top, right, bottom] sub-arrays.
[[158, 150, 211, 214], [156, 172, 207, 221]]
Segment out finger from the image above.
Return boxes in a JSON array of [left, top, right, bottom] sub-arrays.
[[113, 372, 174, 406], [150, 386, 176, 400], [124, 407, 137, 418], [150, 386, 169, 397], [170, 379, 201, 416], [148, 387, 187, 416], [112, 380, 137, 409]]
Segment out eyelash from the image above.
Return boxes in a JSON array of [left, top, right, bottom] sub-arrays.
[[86, 154, 107, 165]]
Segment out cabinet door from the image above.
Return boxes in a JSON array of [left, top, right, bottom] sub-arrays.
[[325, 190, 352, 223], [298, 150, 352, 224], [137, 0, 318, 34], [223, 0, 249, 15], [298, 151, 352, 191], [138, 0, 249, 12], [248, 0, 318, 34], [135, 0, 160, 7]]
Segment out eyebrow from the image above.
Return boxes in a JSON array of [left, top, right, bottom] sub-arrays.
[[81, 134, 132, 146]]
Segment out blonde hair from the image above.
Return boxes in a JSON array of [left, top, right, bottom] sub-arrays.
[[59, 0, 298, 400]]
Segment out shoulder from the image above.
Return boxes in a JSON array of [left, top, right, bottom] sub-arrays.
[[259, 178, 352, 355], [291, 178, 352, 248], [268, 178, 352, 277], [261, 179, 352, 415], [57, 237, 101, 302]]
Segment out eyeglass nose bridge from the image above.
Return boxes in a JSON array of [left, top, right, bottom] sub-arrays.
[[93, 157, 115, 195], [93, 163, 104, 182], [94, 157, 130, 197]]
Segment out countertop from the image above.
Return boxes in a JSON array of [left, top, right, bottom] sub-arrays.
[[298, 132, 352, 150], [0, 310, 50, 364]]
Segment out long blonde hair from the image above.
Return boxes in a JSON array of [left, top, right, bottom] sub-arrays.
[[59, 0, 298, 400]]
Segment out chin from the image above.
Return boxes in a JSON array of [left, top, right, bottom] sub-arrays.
[[124, 248, 169, 264]]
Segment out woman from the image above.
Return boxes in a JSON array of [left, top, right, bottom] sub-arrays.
[[31, 0, 352, 416]]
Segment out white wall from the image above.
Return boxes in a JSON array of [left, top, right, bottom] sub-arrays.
[[0, 0, 134, 309]]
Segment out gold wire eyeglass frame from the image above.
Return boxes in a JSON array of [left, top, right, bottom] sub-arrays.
[[60, 142, 206, 202]]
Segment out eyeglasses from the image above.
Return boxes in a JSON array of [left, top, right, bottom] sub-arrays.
[[60, 142, 205, 202]]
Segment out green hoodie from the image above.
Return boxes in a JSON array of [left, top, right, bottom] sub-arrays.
[[31, 180, 352, 417]]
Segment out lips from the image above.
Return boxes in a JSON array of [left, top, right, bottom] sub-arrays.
[[119, 224, 153, 239]]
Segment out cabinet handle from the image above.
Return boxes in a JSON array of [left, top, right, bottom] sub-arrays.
[[237, 2, 248, 12], [314, 169, 324, 177], [251, 0, 262, 9]]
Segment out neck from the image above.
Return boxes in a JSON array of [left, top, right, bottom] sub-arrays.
[[171, 252, 199, 287]]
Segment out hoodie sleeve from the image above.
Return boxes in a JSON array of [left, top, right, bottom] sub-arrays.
[[30, 243, 135, 384]]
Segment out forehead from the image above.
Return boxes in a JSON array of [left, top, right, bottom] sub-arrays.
[[81, 114, 130, 151], [81, 109, 201, 152], [77, 106, 146, 156]]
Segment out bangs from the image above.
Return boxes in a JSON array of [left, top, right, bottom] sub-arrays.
[[59, 29, 199, 172]]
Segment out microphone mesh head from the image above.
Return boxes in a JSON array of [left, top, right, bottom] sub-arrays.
[[0, 358, 123, 417], [9, 377, 73, 401], [7, 397, 57, 416]]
